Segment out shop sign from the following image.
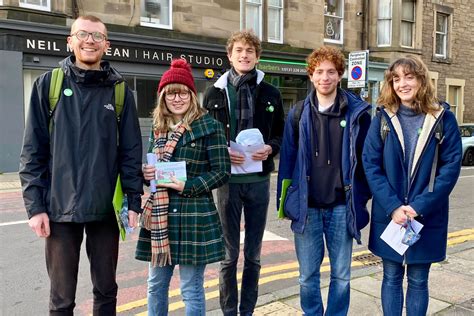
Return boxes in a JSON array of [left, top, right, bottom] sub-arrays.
[[22, 35, 229, 68], [257, 59, 307, 75]]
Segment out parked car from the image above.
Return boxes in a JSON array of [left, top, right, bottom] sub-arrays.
[[459, 124, 474, 166]]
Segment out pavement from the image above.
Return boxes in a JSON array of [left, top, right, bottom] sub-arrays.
[[2, 172, 473, 315]]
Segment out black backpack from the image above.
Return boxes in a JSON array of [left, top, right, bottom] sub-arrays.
[[291, 100, 305, 144]]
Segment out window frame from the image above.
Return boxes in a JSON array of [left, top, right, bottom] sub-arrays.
[[244, 0, 263, 39], [434, 13, 448, 58], [400, 0, 415, 48], [140, 0, 173, 30], [323, 0, 344, 44], [445, 78, 465, 123], [377, 0, 392, 47], [267, 0, 283, 44], [19, 0, 51, 11]]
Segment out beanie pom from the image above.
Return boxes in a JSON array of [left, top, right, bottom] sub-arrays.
[[170, 59, 192, 72]]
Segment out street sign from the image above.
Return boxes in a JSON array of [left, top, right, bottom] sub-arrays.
[[348, 50, 368, 89]]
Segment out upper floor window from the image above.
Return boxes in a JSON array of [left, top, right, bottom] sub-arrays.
[[245, 0, 263, 39], [400, 0, 415, 47], [19, 0, 50, 11], [377, 0, 392, 46], [435, 12, 448, 58], [268, 0, 283, 43], [324, 0, 344, 43], [446, 78, 465, 123], [140, 0, 172, 30]]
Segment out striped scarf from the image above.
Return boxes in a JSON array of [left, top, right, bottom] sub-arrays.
[[141, 124, 186, 267]]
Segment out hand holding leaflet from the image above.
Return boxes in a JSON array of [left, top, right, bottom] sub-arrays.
[[147, 153, 157, 193], [380, 219, 423, 255], [230, 141, 264, 174], [230, 129, 265, 174]]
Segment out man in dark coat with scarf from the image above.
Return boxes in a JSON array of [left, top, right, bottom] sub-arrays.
[[203, 30, 284, 316]]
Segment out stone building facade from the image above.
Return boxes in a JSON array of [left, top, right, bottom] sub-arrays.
[[0, 0, 472, 172]]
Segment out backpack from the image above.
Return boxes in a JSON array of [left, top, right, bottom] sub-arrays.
[[291, 100, 305, 144], [48, 67, 125, 133], [378, 108, 444, 192]]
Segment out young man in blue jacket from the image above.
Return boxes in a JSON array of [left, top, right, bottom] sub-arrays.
[[203, 30, 284, 316], [277, 46, 372, 315], [19, 15, 143, 315]]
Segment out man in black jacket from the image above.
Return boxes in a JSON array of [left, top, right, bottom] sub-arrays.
[[19, 15, 143, 315], [203, 30, 284, 316]]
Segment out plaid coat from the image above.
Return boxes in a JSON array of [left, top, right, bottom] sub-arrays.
[[136, 113, 231, 265]]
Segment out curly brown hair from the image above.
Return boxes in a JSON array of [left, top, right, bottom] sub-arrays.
[[306, 46, 345, 76], [226, 30, 262, 58], [378, 55, 439, 114]]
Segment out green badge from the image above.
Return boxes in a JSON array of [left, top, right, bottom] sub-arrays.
[[63, 88, 73, 97], [340, 120, 347, 128], [266, 105, 274, 112]]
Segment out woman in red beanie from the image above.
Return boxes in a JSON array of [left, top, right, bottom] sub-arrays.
[[135, 59, 231, 315]]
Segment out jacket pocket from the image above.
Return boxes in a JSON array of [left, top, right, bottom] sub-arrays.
[[284, 185, 300, 221]]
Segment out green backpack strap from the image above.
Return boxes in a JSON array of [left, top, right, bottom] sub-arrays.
[[48, 68, 64, 134], [48, 71, 126, 132], [114, 81, 125, 121]]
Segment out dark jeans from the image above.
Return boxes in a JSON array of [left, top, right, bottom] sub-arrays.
[[216, 180, 270, 316], [46, 219, 119, 316], [381, 259, 431, 316]]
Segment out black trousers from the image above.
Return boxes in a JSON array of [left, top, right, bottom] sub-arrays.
[[46, 219, 119, 316], [216, 180, 270, 316]]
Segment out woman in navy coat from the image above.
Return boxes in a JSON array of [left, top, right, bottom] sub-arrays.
[[362, 55, 462, 316]]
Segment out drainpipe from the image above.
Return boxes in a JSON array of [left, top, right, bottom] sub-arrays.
[[361, 0, 369, 50], [72, 0, 80, 19]]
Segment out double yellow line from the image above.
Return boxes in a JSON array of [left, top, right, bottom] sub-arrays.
[[117, 228, 474, 315]]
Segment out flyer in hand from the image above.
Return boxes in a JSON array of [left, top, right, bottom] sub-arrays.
[[155, 161, 187, 184]]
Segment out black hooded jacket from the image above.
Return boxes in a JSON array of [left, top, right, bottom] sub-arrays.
[[19, 56, 143, 222]]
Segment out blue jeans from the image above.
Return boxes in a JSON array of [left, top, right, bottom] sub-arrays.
[[147, 263, 206, 316], [216, 180, 270, 316], [381, 259, 431, 316], [294, 205, 353, 316]]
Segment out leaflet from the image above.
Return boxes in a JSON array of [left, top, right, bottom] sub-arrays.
[[380, 219, 423, 255], [155, 161, 187, 184], [229, 141, 264, 174]]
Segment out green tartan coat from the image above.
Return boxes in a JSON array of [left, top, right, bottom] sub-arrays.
[[135, 113, 230, 265]]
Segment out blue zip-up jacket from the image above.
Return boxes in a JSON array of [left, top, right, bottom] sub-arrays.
[[363, 104, 462, 263], [277, 89, 372, 243]]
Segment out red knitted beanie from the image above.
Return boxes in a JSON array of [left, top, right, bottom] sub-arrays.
[[158, 59, 196, 94]]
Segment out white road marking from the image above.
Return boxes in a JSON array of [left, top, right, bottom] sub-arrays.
[[240, 230, 288, 243], [0, 220, 28, 227]]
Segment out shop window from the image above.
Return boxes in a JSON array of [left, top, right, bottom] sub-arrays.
[[245, 0, 263, 39], [435, 12, 449, 58], [19, 0, 50, 11], [268, 0, 283, 43], [140, 0, 172, 30], [446, 78, 465, 123], [324, 0, 343, 44], [377, 0, 392, 46], [400, 0, 415, 47]]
